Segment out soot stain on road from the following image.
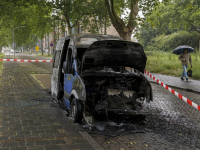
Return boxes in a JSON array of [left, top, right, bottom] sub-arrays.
[[145, 113, 198, 147], [88, 110, 200, 149], [30, 68, 200, 149], [86, 83, 200, 149], [49, 91, 200, 149]]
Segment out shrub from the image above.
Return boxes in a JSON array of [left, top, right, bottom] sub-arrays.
[[144, 31, 200, 53]]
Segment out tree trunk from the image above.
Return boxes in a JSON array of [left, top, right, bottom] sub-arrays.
[[41, 38, 44, 56], [118, 30, 132, 41], [0, 45, 2, 53], [68, 24, 72, 34], [58, 20, 60, 39], [105, 0, 139, 41], [41, 39, 43, 55], [53, 21, 56, 51], [49, 33, 51, 54], [47, 34, 49, 54], [65, 17, 72, 34], [104, 9, 107, 35]]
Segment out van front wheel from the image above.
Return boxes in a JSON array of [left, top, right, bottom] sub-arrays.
[[70, 98, 83, 123]]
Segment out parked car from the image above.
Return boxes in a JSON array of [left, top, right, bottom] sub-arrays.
[[33, 49, 42, 52], [15, 50, 21, 53], [51, 33, 152, 124]]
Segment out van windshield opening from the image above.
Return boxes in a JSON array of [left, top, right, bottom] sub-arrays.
[[77, 48, 88, 61], [84, 66, 125, 72]]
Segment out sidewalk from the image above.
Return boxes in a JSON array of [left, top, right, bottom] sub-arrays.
[[144, 73, 200, 93], [0, 55, 103, 150]]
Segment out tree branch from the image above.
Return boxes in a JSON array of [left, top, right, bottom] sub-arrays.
[[127, 0, 139, 30], [184, 19, 200, 34], [71, 12, 95, 28], [104, 0, 125, 29]]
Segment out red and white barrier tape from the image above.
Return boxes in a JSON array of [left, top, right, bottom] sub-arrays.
[[145, 70, 200, 111], [0, 59, 52, 62], [0, 62, 198, 110]]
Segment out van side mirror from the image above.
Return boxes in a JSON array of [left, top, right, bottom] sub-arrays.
[[63, 61, 74, 75], [76, 58, 81, 69], [63, 61, 68, 73]]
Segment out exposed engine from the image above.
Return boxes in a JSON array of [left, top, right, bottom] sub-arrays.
[[83, 75, 151, 122]]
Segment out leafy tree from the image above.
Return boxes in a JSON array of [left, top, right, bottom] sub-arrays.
[[51, 0, 92, 34], [137, 21, 186, 50], [136, 22, 158, 48], [50, 0, 110, 35], [104, 0, 168, 41], [80, 1, 111, 34], [146, 0, 200, 53], [147, 0, 200, 35], [50, 0, 167, 41], [0, 0, 53, 51], [143, 31, 200, 52]]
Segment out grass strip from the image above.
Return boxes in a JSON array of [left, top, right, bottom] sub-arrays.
[[145, 51, 200, 80]]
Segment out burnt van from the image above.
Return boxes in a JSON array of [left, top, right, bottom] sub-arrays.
[[51, 33, 152, 124]]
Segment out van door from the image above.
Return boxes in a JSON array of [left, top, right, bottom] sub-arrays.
[[51, 50, 61, 100], [51, 38, 69, 101], [63, 48, 75, 109]]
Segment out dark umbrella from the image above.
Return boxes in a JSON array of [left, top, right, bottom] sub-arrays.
[[173, 45, 195, 55]]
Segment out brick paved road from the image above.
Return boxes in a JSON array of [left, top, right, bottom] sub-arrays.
[[0, 56, 97, 150], [91, 83, 200, 150], [1, 54, 200, 150]]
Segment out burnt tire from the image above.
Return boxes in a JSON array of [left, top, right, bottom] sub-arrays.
[[70, 98, 83, 123]]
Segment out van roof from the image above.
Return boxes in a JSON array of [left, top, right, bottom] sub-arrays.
[[71, 33, 122, 48], [55, 33, 122, 50]]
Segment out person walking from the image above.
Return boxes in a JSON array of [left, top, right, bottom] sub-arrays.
[[179, 48, 192, 81]]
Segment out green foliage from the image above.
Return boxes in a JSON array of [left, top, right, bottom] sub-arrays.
[[138, 0, 200, 59], [0, 53, 5, 59], [147, 0, 200, 34], [137, 22, 158, 48], [144, 31, 200, 52], [81, 0, 112, 34], [104, 0, 166, 40], [0, 53, 5, 76], [0, 0, 53, 48], [145, 51, 200, 80], [50, 0, 107, 34]]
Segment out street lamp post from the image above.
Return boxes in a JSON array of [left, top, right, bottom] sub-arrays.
[[13, 26, 25, 59]]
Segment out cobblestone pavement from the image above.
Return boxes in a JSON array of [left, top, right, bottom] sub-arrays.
[[144, 73, 200, 93], [1, 54, 200, 150], [0, 56, 98, 150], [91, 83, 200, 150]]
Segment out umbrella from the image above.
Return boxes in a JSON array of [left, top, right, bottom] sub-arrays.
[[173, 45, 195, 55]]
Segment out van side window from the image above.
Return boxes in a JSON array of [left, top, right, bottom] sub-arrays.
[[66, 49, 73, 73], [53, 51, 57, 67], [53, 51, 61, 68]]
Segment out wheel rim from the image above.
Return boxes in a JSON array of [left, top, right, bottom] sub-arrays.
[[71, 104, 76, 118]]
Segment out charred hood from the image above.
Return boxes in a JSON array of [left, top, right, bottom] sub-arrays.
[[82, 40, 147, 73]]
